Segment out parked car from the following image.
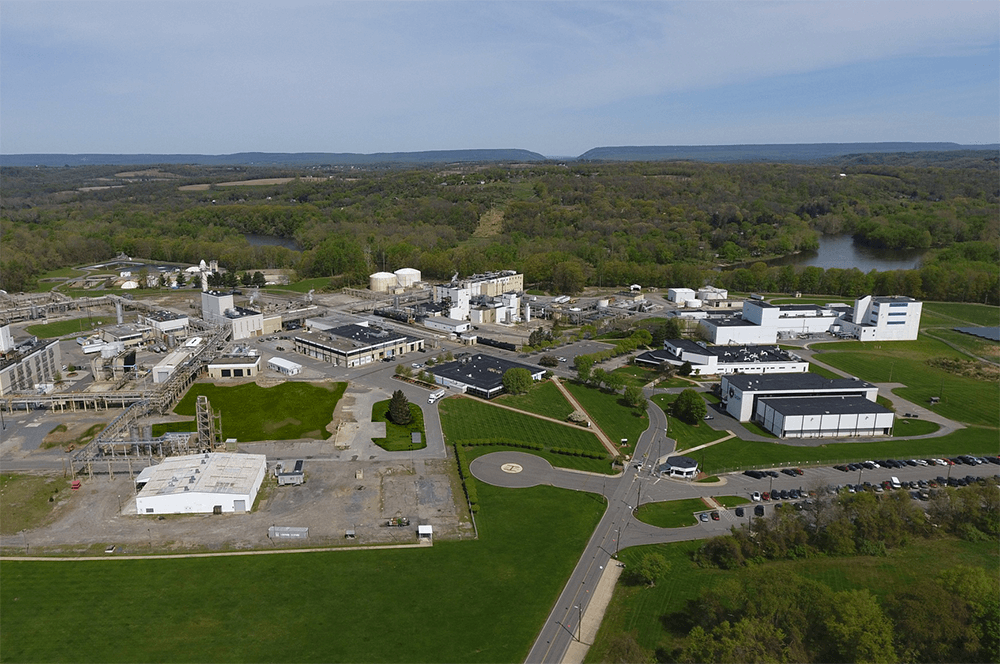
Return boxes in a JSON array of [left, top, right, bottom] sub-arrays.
[[711, 511, 720, 521], [751, 491, 762, 502], [699, 513, 710, 522], [754, 505, 765, 517], [735, 507, 745, 517]]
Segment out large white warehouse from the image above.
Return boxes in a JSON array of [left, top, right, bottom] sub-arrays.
[[134, 453, 267, 515]]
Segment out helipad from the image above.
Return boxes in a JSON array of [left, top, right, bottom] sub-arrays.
[[501, 463, 523, 474]]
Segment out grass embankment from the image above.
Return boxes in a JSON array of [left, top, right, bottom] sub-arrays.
[[0, 474, 74, 535], [634, 499, 707, 528], [495, 379, 575, 420], [609, 365, 659, 389], [698, 425, 1000, 474], [440, 397, 614, 474], [651, 394, 727, 452], [41, 423, 106, 450], [586, 536, 999, 662], [156, 381, 347, 442], [370, 400, 426, 451], [564, 381, 649, 451], [0, 481, 605, 663]]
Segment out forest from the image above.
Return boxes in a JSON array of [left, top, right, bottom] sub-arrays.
[[1, 154, 997, 303]]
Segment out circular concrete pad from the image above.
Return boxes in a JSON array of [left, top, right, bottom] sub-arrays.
[[470, 451, 557, 488]]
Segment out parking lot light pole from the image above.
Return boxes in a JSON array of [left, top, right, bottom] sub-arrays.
[[574, 604, 582, 642]]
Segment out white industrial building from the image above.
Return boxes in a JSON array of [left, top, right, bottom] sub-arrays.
[[428, 354, 545, 399], [206, 349, 262, 379], [756, 396, 895, 438], [700, 296, 922, 345], [152, 349, 193, 383], [137, 310, 189, 340], [837, 296, 922, 341], [667, 287, 696, 304], [423, 317, 472, 336], [134, 453, 267, 515], [0, 338, 62, 396], [201, 290, 264, 340], [635, 340, 808, 376], [294, 321, 424, 367], [721, 373, 880, 423], [433, 273, 523, 325], [267, 356, 302, 376]]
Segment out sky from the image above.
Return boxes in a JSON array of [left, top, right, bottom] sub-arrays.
[[2, 1, 998, 157]]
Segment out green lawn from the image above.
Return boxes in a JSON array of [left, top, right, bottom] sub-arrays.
[[439, 397, 608, 456], [811, 336, 999, 427], [698, 425, 1000, 474], [921, 301, 999, 328], [651, 394, 727, 452], [585, 536, 999, 663], [610, 365, 659, 389], [807, 362, 842, 379], [564, 381, 650, 451], [712, 495, 751, 508], [26, 317, 109, 338], [269, 276, 334, 294], [495, 379, 575, 420], [171, 382, 347, 441], [371, 400, 426, 451], [634, 498, 707, 528], [892, 417, 940, 436], [0, 482, 605, 663]]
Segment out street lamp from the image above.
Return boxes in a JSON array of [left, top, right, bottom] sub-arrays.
[[574, 604, 583, 642]]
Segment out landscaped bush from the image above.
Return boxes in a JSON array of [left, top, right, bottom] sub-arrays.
[[453, 444, 479, 512]]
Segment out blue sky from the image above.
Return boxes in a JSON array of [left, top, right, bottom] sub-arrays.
[[2, 1, 997, 156]]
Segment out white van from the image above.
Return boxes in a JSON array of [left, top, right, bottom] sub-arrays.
[[889, 476, 902, 490], [428, 390, 446, 404]]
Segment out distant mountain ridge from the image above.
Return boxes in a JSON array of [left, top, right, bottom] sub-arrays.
[[577, 142, 999, 162], [2, 143, 997, 167], [0, 149, 548, 168]]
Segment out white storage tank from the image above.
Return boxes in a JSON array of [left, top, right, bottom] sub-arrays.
[[596, 298, 610, 309], [697, 286, 728, 301], [394, 267, 421, 288], [369, 271, 396, 293], [685, 299, 703, 308]]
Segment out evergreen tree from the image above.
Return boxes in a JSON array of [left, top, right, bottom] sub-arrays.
[[388, 390, 411, 425]]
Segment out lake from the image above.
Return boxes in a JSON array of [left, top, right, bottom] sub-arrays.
[[767, 234, 927, 272]]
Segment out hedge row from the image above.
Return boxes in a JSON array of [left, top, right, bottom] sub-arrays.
[[453, 444, 479, 513], [549, 447, 608, 459], [460, 439, 544, 451]]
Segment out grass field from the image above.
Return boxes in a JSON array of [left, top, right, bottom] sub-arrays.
[[634, 498, 706, 528], [921, 301, 999, 328], [0, 474, 74, 535], [0, 482, 605, 663], [698, 425, 1000, 474], [494, 379, 575, 420], [26, 317, 108, 338], [370, 400, 426, 451], [585, 536, 999, 662], [610, 365, 659, 389], [171, 382, 347, 441], [439, 397, 607, 456], [811, 337, 999, 428], [712, 495, 751, 508], [651, 394, 727, 451], [564, 382, 650, 450], [270, 277, 334, 294]]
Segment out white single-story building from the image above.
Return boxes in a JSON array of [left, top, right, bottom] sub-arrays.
[[152, 349, 193, 384], [423, 316, 473, 336], [134, 453, 267, 515], [206, 352, 262, 379], [429, 354, 545, 399], [756, 396, 895, 438], [635, 339, 808, 376], [267, 356, 302, 376], [721, 373, 880, 422], [658, 455, 699, 479]]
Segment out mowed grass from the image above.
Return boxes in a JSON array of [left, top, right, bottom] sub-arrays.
[[370, 400, 426, 451], [0, 482, 605, 664], [25, 317, 108, 338], [634, 498, 706, 528], [651, 394, 727, 452], [698, 425, 1000, 474], [564, 381, 650, 448], [610, 365, 660, 389], [172, 382, 347, 441], [921, 301, 999, 328], [439, 397, 606, 455], [811, 337, 999, 427], [585, 536, 999, 662], [495, 379, 575, 420]]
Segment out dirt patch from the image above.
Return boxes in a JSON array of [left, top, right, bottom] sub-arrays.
[[42, 422, 105, 450]]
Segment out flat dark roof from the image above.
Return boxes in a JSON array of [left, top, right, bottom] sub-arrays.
[[725, 373, 873, 392], [666, 455, 698, 468], [760, 395, 891, 416], [430, 354, 542, 391]]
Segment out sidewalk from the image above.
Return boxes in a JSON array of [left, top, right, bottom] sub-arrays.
[[561, 560, 623, 664], [550, 377, 620, 456]]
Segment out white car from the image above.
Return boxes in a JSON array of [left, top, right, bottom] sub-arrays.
[[913, 459, 928, 466], [411, 363, 422, 369], [751, 491, 762, 502]]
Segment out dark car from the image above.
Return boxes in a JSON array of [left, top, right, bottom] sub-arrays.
[[782, 468, 797, 476], [735, 507, 745, 517], [766, 470, 780, 478], [711, 511, 720, 521], [779, 489, 790, 500], [754, 505, 765, 516]]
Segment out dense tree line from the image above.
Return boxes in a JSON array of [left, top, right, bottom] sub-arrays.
[[2, 158, 996, 302]]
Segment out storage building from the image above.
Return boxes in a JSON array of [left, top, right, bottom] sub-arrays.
[[134, 453, 267, 515]]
